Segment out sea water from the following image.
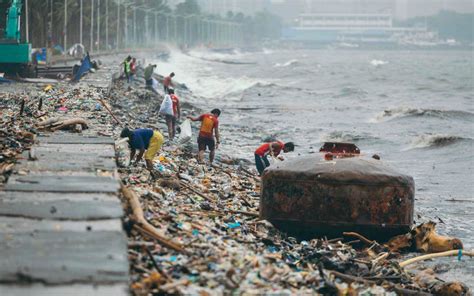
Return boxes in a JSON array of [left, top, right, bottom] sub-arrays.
[[154, 48, 474, 287]]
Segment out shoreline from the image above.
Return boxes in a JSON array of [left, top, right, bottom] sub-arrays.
[[1, 52, 472, 294]]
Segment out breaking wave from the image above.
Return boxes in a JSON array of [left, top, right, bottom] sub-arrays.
[[409, 135, 472, 149], [320, 131, 379, 143], [262, 48, 274, 55], [370, 59, 388, 66], [274, 59, 299, 67], [373, 108, 474, 122]]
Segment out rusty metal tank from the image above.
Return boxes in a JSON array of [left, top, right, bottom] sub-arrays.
[[260, 146, 415, 241]]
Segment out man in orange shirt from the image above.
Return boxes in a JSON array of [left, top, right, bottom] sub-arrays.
[[188, 109, 221, 164]]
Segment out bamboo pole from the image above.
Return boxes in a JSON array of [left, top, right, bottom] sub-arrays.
[[121, 186, 188, 254], [399, 249, 474, 268]]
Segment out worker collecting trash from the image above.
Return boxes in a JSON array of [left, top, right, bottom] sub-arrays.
[[254, 141, 295, 176], [188, 109, 221, 165], [120, 127, 164, 170], [144, 64, 158, 94], [163, 72, 175, 93]]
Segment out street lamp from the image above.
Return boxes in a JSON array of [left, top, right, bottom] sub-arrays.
[[97, 0, 100, 51], [105, 0, 108, 50], [80, 0, 83, 45], [90, 0, 94, 52], [64, 0, 67, 52], [116, 0, 120, 50]]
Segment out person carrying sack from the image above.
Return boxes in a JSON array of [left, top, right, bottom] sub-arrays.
[[159, 90, 175, 140]]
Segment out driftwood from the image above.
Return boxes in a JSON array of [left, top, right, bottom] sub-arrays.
[[329, 270, 432, 295], [180, 181, 215, 202], [50, 118, 88, 131], [343, 232, 376, 246], [99, 99, 121, 124], [399, 249, 474, 268], [121, 186, 188, 254]]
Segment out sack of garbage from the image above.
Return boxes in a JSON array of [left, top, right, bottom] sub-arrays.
[[159, 94, 173, 116], [152, 78, 158, 90], [178, 119, 192, 144]]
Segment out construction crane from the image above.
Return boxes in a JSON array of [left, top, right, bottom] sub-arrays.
[[0, 0, 32, 76]]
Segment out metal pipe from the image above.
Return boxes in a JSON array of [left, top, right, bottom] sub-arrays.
[[97, 0, 100, 51], [90, 0, 94, 52], [145, 10, 149, 47], [64, 0, 67, 52], [124, 4, 127, 48], [116, 0, 120, 49], [25, 0, 29, 42], [105, 0, 108, 50], [80, 0, 83, 45], [133, 7, 136, 47]]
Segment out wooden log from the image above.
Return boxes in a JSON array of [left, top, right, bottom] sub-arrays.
[[50, 118, 88, 131], [121, 186, 188, 254]]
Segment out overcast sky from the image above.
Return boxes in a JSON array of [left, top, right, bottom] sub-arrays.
[[169, 0, 474, 20]]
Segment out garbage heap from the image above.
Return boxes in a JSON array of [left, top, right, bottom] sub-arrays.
[[119, 142, 471, 295], [1, 69, 471, 295]]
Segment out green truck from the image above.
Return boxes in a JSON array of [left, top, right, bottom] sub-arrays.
[[0, 0, 32, 75]]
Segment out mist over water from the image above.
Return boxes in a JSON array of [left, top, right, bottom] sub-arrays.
[[154, 49, 473, 263]]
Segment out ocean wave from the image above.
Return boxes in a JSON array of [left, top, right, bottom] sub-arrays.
[[320, 131, 379, 143], [334, 87, 368, 98], [262, 48, 274, 55], [370, 59, 388, 66], [409, 135, 472, 149], [373, 108, 474, 122], [274, 59, 299, 67]]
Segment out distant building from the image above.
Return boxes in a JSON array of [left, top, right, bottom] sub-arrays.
[[282, 11, 432, 45], [266, 0, 474, 22], [195, 0, 267, 16]]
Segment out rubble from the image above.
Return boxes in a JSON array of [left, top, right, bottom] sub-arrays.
[[1, 58, 472, 295]]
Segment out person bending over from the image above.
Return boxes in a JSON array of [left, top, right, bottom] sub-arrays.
[[120, 127, 164, 170], [255, 141, 294, 176], [188, 109, 221, 165]]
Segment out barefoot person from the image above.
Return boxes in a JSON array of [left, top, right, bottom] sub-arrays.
[[120, 127, 164, 170], [188, 109, 221, 164], [255, 141, 294, 176]]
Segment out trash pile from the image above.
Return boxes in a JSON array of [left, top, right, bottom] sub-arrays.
[[119, 140, 472, 295], [0, 91, 36, 183], [1, 62, 471, 295], [0, 82, 114, 184]]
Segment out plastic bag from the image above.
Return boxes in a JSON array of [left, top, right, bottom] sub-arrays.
[[178, 119, 192, 144], [159, 94, 173, 116]]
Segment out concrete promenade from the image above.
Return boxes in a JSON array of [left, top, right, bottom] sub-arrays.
[[0, 132, 129, 295]]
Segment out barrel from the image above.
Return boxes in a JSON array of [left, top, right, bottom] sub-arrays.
[[260, 156, 415, 241]]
